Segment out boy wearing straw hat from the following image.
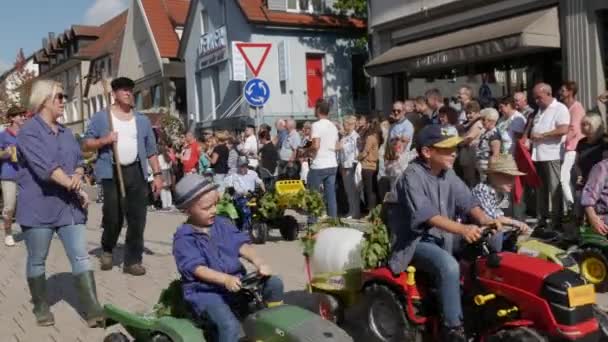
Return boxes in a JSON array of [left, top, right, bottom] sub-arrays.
[[172, 174, 283, 342], [472, 155, 530, 233]]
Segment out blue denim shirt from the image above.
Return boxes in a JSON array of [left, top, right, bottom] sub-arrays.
[[84, 110, 158, 182], [16, 114, 86, 228], [173, 217, 250, 313], [388, 159, 478, 274], [0, 128, 19, 180]]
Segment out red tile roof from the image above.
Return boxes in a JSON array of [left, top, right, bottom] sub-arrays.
[[237, 0, 366, 30], [140, 0, 189, 58], [72, 25, 101, 37], [78, 11, 127, 59]]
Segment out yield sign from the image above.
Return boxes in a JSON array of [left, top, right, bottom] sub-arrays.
[[235, 43, 272, 77]]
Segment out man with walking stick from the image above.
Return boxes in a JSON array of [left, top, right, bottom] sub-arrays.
[[83, 77, 163, 276]]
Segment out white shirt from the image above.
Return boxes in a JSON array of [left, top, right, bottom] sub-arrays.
[[241, 135, 258, 168], [498, 111, 526, 155], [111, 112, 138, 165], [311, 118, 339, 169], [531, 99, 570, 161], [225, 169, 262, 195]]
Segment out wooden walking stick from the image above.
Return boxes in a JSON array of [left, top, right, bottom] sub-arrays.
[[102, 79, 127, 200]]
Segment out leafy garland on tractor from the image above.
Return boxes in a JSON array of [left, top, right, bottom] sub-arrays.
[[259, 189, 325, 221]]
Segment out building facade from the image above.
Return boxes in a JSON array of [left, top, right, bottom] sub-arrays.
[[118, 0, 189, 122], [367, 0, 608, 112], [179, 0, 367, 130]]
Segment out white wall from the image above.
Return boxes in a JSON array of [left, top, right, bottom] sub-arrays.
[[117, 0, 162, 82], [369, 0, 464, 29]]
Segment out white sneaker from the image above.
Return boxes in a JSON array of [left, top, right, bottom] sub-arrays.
[[4, 235, 15, 247]]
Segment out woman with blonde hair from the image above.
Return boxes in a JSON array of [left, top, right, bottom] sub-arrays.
[[210, 130, 230, 191], [17, 80, 103, 327], [576, 113, 608, 185]]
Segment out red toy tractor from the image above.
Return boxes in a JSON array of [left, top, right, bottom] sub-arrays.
[[360, 229, 608, 341]]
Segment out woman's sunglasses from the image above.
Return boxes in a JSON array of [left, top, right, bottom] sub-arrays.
[[54, 93, 68, 102]]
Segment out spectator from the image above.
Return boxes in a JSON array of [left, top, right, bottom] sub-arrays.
[[497, 96, 526, 155], [258, 130, 279, 189], [457, 85, 474, 124], [576, 113, 608, 186], [425, 88, 444, 124], [438, 106, 459, 136], [226, 136, 239, 174], [0, 106, 26, 246], [210, 131, 230, 192], [18, 80, 103, 327], [384, 101, 415, 182], [278, 118, 301, 177], [377, 119, 391, 202], [308, 100, 339, 218], [298, 121, 313, 182], [530, 83, 570, 232], [459, 101, 484, 187], [239, 125, 258, 168], [415, 96, 433, 127], [358, 117, 382, 212], [158, 144, 174, 209], [179, 131, 200, 175], [476, 108, 502, 180], [337, 115, 360, 219], [274, 119, 287, 148], [581, 158, 608, 235], [559, 81, 586, 209], [514, 91, 535, 119], [404, 99, 424, 134]]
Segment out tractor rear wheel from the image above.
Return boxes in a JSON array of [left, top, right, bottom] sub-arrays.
[[363, 284, 422, 342], [278, 215, 299, 241], [150, 333, 173, 342], [251, 222, 268, 244], [579, 248, 608, 292], [486, 327, 546, 341]]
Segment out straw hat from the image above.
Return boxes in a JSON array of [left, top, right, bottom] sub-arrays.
[[487, 154, 526, 176]]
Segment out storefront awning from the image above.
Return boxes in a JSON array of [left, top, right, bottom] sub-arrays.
[[366, 7, 560, 77]]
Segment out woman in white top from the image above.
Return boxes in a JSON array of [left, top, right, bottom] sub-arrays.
[[337, 116, 360, 219]]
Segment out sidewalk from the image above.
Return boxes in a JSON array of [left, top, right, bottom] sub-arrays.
[[0, 203, 311, 341]]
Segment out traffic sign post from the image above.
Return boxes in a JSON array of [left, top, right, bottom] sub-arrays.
[[236, 42, 272, 130]]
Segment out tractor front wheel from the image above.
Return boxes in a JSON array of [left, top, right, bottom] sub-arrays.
[[579, 248, 608, 292], [103, 332, 130, 342], [251, 222, 268, 244], [317, 293, 344, 325], [486, 327, 547, 341], [151, 333, 173, 342], [363, 284, 422, 342], [278, 215, 299, 241]]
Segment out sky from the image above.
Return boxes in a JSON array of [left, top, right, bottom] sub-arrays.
[[0, 0, 130, 73]]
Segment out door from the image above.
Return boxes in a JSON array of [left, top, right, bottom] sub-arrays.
[[306, 55, 324, 108]]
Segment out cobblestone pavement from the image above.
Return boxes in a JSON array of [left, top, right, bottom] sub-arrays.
[[0, 203, 314, 342], [2, 200, 608, 341]]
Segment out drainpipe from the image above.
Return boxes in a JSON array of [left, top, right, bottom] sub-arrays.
[[79, 66, 85, 132]]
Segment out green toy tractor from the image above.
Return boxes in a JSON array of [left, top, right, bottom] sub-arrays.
[[103, 273, 352, 342], [576, 225, 608, 292]]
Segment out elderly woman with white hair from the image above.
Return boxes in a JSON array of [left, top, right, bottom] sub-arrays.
[[336, 115, 360, 219], [576, 113, 608, 186], [16, 80, 103, 327], [476, 108, 502, 181]]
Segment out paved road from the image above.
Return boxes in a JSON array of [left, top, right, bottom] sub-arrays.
[[2, 201, 607, 341]]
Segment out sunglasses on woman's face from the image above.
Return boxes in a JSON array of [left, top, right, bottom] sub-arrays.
[[54, 93, 68, 102]]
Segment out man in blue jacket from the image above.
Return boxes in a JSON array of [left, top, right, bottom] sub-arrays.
[[83, 77, 163, 276]]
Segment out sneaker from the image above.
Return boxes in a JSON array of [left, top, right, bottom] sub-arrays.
[[123, 264, 146, 276], [4, 235, 15, 247], [99, 252, 113, 271], [530, 227, 560, 241]]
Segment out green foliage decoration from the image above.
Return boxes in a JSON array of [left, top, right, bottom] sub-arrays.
[[360, 205, 391, 269]]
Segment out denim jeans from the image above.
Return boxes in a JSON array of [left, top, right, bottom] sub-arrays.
[[307, 167, 338, 217], [23, 224, 91, 278], [205, 276, 284, 342], [412, 241, 462, 328]]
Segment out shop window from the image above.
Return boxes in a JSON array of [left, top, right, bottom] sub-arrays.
[[200, 10, 209, 34], [91, 97, 97, 113], [352, 53, 368, 101], [151, 85, 161, 108], [287, 0, 323, 13], [97, 95, 105, 110], [134, 92, 143, 110], [600, 10, 608, 89]]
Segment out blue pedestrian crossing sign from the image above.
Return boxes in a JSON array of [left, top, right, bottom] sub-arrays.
[[244, 78, 270, 107]]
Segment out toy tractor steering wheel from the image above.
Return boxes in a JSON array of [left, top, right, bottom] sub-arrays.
[[240, 272, 268, 291]]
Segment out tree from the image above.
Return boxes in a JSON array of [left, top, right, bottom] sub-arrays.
[[333, 0, 367, 19], [0, 49, 37, 115]]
